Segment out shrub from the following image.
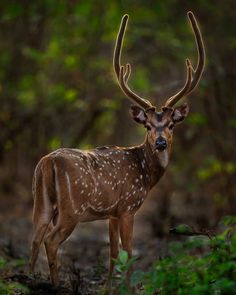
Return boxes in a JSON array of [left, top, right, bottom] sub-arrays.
[[114, 216, 236, 294]]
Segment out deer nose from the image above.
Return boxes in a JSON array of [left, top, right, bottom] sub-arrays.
[[155, 137, 167, 151]]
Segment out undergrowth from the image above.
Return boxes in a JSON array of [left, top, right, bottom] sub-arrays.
[[0, 256, 29, 295], [113, 216, 236, 294]]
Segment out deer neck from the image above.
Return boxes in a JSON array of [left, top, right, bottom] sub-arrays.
[[136, 136, 171, 189]]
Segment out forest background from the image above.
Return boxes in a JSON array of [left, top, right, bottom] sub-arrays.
[[0, 0, 236, 292]]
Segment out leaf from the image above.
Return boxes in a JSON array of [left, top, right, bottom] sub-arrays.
[[175, 224, 194, 234], [118, 250, 128, 265], [220, 215, 236, 226]]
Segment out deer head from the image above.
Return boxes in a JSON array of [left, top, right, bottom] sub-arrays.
[[114, 12, 205, 154]]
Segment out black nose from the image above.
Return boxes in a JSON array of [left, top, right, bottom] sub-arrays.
[[155, 137, 167, 151]]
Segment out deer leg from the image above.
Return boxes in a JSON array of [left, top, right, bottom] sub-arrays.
[[108, 217, 120, 279], [29, 222, 50, 273], [120, 214, 134, 258], [44, 219, 76, 285], [120, 214, 134, 277], [29, 207, 55, 273]]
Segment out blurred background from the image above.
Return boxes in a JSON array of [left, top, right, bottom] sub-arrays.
[[0, 0, 236, 286]]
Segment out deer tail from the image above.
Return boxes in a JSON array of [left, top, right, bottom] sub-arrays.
[[29, 156, 56, 272]]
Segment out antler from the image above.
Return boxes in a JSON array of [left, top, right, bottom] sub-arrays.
[[164, 11, 205, 108], [114, 12, 205, 110], [113, 14, 154, 110]]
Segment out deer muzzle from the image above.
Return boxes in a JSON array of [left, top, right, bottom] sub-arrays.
[[155, 137, 167, 151]]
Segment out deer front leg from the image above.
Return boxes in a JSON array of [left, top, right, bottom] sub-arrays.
[[108, 217, 120, 279], [120, 214, 134, 277], [120, 214, 134, 258]]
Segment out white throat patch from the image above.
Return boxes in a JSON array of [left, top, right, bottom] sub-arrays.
[[157, 149, 169, 169]]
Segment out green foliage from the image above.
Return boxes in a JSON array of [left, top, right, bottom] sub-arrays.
[[174, 224, 194, 235], [114, 217, 236, 294], [221, 215, 236, 226], [0, 256, 29, 294], [48, 136, 61, 151], [113, 250, 137, 295], [0, 256, 27, 270], [114, 249, 136, 276], [196, 157, 236, 181], [0, 280, 29, 295], [187, 112, 208, 126]]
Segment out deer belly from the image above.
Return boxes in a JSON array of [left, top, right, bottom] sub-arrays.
[[74, 196, 118, 222]]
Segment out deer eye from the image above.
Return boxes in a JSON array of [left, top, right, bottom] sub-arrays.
[[145, 123, 152, 131], [168, 123, 174, 130]]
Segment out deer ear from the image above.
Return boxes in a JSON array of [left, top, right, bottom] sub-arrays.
[[129, 105, 147, 125], [172, 103, 189, 123]]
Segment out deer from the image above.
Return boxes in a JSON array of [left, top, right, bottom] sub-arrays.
[[29, 11, 205, 285]]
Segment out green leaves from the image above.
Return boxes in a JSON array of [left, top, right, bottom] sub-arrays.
[[174, 224, 194, 234], [0, 256, 29, 294], [113, 218, 236, 294], [114, 250, 137, 274], [112, 250, 138, 294], [1, 3, 24, 21], [0, 281, 29, 295], [187, 112, 208, 126], [196, 158, 236, 181], [221, 215, 236, 227], [119, 249, 129, 265]]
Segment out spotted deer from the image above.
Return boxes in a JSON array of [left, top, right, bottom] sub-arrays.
[[29, 11, 205, 285]]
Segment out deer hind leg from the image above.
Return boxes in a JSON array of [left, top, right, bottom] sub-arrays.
[[29, 173, 55, 273], [108, 217, 120, 280], [29, 222, 50, 273], [44, 218, 76, 285]]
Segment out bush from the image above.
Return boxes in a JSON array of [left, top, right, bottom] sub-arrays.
[[114, 216, 236, 294]]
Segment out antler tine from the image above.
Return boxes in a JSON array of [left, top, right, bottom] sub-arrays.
[[114, 15, 154, 110], [119, 65, 154, 110], [113, 14, 129, 81], [165, 11, 205, 108], [164, 59, 193, 107], [123, 63, 131, 82], [186, 11, 205, 93]]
